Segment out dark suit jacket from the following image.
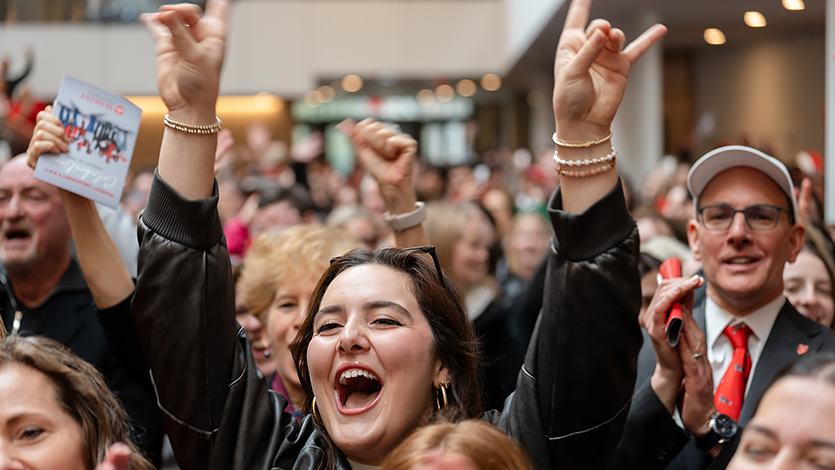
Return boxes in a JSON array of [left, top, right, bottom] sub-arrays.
[[607, 284, 835, 470]]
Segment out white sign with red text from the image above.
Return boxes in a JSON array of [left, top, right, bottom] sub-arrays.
[[33, 76, 141, 209]]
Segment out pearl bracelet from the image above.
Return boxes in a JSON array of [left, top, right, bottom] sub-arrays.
[[553, 148, 617, 169], [558, 157, 617, 178]]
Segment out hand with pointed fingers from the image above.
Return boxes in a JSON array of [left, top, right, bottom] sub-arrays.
[[338, 118, 418, 214], [553, 0, 667, 140], [94, 443, 132, 470], [642, 274, 704, 412], [26, 106, 68, 170], [678, 303, 716, 439], [140, 0, 229, 116]]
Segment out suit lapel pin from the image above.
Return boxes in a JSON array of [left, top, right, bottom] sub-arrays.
[[797, 344, 809, 355]]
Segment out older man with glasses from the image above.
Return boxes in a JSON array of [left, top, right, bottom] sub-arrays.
[[607, 146, 835, 470]]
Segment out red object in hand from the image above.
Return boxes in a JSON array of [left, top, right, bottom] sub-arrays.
[[659, 258, 683, 347]]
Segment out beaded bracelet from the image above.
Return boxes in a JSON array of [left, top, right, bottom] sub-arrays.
[[552, 129, 613, 148], [558, 157, 617, 178], [553, 148, 617, 168], [164, 114, 223, 135]]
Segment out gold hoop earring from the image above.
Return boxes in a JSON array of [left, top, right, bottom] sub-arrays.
[[312, 397, 320, 422], [435, 379, 450, 410]]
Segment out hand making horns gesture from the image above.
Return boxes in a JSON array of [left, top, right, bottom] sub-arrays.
[[553, 0, 667, 141]]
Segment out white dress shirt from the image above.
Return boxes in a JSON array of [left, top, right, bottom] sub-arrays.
[[704, 294, 784, 396], [672, 293, 784, 428]]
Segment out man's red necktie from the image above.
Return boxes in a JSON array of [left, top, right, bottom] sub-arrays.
[[714, 324, 753, 421]]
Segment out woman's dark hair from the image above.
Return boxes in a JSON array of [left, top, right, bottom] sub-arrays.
[[752, 352, 835, 415], [0, 323, 153, 470], [290, 247, 483, 468], [774, 351, 835, 385]]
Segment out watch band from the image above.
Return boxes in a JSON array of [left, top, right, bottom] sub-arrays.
[[695, 429, 722, 451], [695, 413, 738, 451], [383, 202, 426, 231]]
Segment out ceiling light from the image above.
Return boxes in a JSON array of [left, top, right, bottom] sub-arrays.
[[456, 79, 477, 97], [744, 11, 767, 28], [341, 75, 364, 93], [480, 73, 502, 92], [527, 90, 545, 108], [416, 89, 436, 107], [435, 84, 455, 102], [704, 28, 726, 46], [318, 86, 335, 103], [304, 90, 323, 108], [783, 0, 805, 10]]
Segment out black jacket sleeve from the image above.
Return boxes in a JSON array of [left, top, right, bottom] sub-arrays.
[[486, 180, 643, 470]]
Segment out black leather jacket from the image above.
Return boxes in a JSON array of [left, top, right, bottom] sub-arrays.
[[132, 171, 642, 470]]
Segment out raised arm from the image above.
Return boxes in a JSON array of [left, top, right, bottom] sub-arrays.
[[553, 0, 666, 212], [26, 108, 133, 309], [339, 118, 428, 248], [141, 1, 228, 197], [487, 1, 666, 468]]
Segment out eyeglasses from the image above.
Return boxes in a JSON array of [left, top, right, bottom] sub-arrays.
[[697, 204, 785, 231], [403, 245, 445, 288]]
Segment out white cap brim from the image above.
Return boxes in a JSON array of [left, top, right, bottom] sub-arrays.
[[687, 145, 798, 221]]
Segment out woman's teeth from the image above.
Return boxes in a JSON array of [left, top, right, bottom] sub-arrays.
[[339, 369, 378, 385]]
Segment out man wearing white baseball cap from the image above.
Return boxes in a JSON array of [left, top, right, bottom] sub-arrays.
[[607, 146, 835, 470]]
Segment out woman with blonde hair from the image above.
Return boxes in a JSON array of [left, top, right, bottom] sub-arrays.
[[242, 225, 360, 413], [382, 420, 533, 470]]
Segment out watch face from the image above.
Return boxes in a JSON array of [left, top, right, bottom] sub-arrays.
[[713, 414, 739, 438]]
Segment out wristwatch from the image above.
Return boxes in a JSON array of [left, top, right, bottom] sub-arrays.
[[695, 413, 738, 451]]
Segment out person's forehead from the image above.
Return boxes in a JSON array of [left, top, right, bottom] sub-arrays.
[[0, 163, 51, 192], [700, 167, 788, 207]]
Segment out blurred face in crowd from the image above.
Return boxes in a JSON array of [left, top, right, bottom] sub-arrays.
[[728, 376, 835, 470], [783, 251, 835, 327], [0, 364, 86, 470], [342, 217, 379, 250], [0, 156, 71, 272], [263, 275, 318, 403], [452, 210, 494, 289], [251, 201, 302, 235], [507, 213, 551, 278], [688, 168, 804, 315], [235, 277, 275, 377], [307, 265, 447, 466]]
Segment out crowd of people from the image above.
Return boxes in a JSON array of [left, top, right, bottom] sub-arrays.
[[2, 0, 835, 469]]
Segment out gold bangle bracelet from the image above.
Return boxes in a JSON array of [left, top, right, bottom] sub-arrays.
[[552, 129, 612, 148], [164, 114, 223, 135]]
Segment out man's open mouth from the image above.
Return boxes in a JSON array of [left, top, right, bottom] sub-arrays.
[[336, 368, 382, 412], [4, 228, 31, 242]]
